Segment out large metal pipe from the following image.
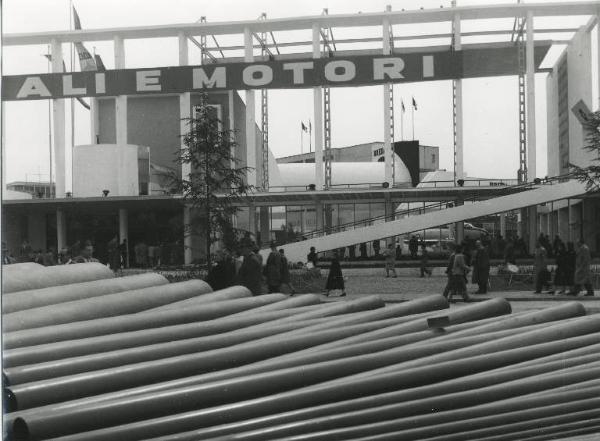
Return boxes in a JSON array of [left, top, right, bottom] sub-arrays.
[[2, 262, 114, 294], [3, 280, 213, 332], [135, 350, 600, 440], [143, 285, 253, 311], [441, 301, 586, 339], [214, 363, 600, 440], [12, 334, 599, 440], [299, 383, 600, 441], [2, 313, 497, 420], [3, 294, 290, 367], [6, 308, 354, 383], [2, 297, 321, 349], [224, 294, 329, 316], [6, 297, 386, 408], [3, 311, 458, 425], [448, 412, 600, 441], [333, 315, 600, 381], [2, 262, 44, 273], [2, 273, 168, 314]]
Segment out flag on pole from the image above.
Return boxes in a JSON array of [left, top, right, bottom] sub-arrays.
[[412, 96, 418, 110], [44, 54, 90, 109], [401, 99, 406, 113], [94, 54, 106, 71], [72, 6, 97, 72], [301, 122, 308, 132]]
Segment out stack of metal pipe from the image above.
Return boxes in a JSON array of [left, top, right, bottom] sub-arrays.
[[2, 263, 599, 440]]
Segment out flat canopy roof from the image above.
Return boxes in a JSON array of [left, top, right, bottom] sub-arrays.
[[2, 186, 530, 212], [3, 2, 598, 46]]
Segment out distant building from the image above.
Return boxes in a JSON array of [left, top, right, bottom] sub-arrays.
[[7, 181, 55, 199], [277, 141, 439, 182]]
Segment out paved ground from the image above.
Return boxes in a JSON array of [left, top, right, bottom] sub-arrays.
[[296, 267, 600, 314]]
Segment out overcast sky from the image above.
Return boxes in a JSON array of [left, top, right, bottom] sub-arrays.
[[2, 0, 598, 188]]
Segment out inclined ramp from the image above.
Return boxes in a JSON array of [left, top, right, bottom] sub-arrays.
[[268, 179, 586, 264]]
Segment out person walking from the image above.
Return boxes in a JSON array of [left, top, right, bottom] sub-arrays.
[[408, 235, 418, 259], [237, 246, 263, 296], [449, 244, 471, 302], [279, 249, 296, 295], [420, 244, 432, 277], [265, 241, 283, 293], [569, 239, 594, 296], [206, 250, 236, 291], [382, 243, 397, 278], [107, 236, 121, 272], [326, 250, 346, 297], [442, 244, 456, 299], [533, 241, 551, 294], [472, 239, 490, 294], [307, 246, 318, 268], [551, 242, 568, 294]]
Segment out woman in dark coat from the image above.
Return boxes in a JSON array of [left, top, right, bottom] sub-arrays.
[[552, 242, 568, 294], [237, 248, 263, 296], [206, 250, 236, 291], [326, 251, 346, 297], [565, 242, 576, 288]]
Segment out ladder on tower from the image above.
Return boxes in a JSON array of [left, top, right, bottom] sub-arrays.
[[512, 2, 527, 184], [259, 13, 270, 191], [387, 6, 396, 184], [320, 9, 336, 190]]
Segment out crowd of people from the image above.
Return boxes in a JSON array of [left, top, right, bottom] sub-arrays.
[[2, 239, 102, 266], [205, 241, 297, 296]]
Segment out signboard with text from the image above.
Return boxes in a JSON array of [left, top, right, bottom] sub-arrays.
[[1, 45, 550, 101]]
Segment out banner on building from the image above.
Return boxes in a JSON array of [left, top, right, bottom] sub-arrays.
[[2, 44, 550, 101]]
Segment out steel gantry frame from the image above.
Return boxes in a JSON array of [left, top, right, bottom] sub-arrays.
[[386, 5, 396, 185], [321, 8, 336, 190], [512, 5, 528, 184], [255, 13, 276, 191]]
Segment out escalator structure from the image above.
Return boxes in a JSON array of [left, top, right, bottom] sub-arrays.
[[265, 177, 587, 264]]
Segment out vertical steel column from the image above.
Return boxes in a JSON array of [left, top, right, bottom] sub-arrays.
[[526, 10, 538, 253], [1, 101, 5, 193], [200, 17, 208, 63], [56, 209, 67, 252], [597, 13, 600, 111], [244, 27, 258, 189], [260, 13, 269, 191], [323, 87, 332, 189], [517, 26, 527, 184], [179, 31, 193, 265], [51, 39, 66, 199], [312, 24, 324, 191], [383, 5, 394, 186], [526, 11, 536, 181], [452, 1, 464, 185]]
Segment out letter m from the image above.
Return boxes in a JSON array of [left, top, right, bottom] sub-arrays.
[[193, 67, 226, 89]]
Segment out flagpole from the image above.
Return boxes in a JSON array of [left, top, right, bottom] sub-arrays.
[[70, 0, 75, 195], [46, 46, 53, 197], [300, 124, 303, 154], [309, 119, 312, 153], [401, 105, 404, 141], [411, 101, 415, 140]]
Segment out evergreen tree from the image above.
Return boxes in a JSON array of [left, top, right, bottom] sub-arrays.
[[172, 94, 254, 267], [570, 110, 600, 192]]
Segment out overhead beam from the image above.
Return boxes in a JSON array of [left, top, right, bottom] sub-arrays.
[[3, 2, 597, 45]]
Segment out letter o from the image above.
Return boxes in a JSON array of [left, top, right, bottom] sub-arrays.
[[324, 60, 356, 82], [243, 65, 273, 87]]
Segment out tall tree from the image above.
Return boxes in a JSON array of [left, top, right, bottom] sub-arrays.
[[172, 94, 254, 267], [570, 110, 600, 192]]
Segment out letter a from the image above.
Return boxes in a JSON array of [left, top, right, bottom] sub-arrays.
[[16, 77, 52, 99]]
